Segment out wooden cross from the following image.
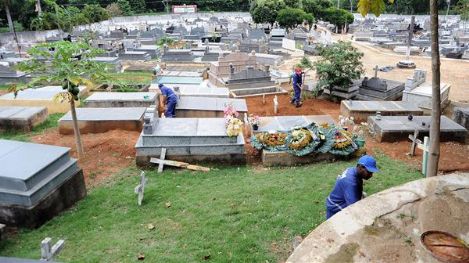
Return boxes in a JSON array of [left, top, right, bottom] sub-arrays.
[[374, 65, 379, 78], [41, 237, 64, 261], [273, 95, 279, 114], [150, 148, 210, 173], [417, 136, 430, 177], [134, 171, 147, 206], [407, 129, 421, 156]]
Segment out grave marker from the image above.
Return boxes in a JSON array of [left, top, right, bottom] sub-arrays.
[[41, 237, 64, 261], [407, 129, 420, 156], [417, 136, 430, 177], [134, 171, 147, 206], [273, 95, 278, 114], [157, 148, 167, 173]]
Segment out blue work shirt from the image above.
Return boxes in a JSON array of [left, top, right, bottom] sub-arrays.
[[159, 85, 177, 102], [292, 73, 303, 88], [326, 167, 363, 218]]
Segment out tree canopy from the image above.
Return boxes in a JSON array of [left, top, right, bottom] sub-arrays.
[[277, 7, 314, 30]]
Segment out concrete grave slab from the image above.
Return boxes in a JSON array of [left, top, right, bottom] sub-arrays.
[[84, 92, 156, 108], [256, 115, 336, 132], [402, 82, 451, 112], [0, 140, 86, 228], [340, 100, 424, 123], [118, 51, 151, 61], [368, 115, 467, 142], [0, 86, 85, 113], [0, 106, 48, 131], [175, 96, 248, 118], [135, 118, 246, 165], [58, 107, 146, 134]]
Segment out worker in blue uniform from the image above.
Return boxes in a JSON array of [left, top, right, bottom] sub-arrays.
[[158, 83, 178, 118], [325, 155, 379, 219], [290, 67, 304, 108]]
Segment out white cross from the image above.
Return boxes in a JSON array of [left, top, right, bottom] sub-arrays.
[[134, 171, 147, 206], [41, 237, 64, 261], [407, 129, 420, 156], [417, 136, 430, 177], [273, 95, 279, 114]]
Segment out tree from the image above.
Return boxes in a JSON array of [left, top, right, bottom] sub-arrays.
[[277, 7, 314, 30], [17, 41, 107, 158], [82, 4, 110, 23], [322, 7, 354, 32], [250, 0, 285, 25], [358, 0, 441, 177], [314, 41, 364, 95], [457, 0, 469, 28], [106, 3, 123, 17], [303, 0, 333, 19], [2, 0, 14, 33], [117, 0, 133, 16], [128, 0, 146, 13]]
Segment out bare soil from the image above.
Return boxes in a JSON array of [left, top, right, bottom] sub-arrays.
[[27, 94, 469, 186], [31, 130, 140, 187]]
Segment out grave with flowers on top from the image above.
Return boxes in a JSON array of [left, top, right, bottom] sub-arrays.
[[249, 115, 367, 166]]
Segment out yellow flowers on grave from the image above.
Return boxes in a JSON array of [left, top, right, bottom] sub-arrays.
[[226, 117, 243, 137], [255, 132, 287, 147], [288, 128, 313, 150]]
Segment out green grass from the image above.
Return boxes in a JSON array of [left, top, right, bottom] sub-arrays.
[[0, 154, 421, 262], [107, 71, 154, 85], [0, 113, 63, 141], [0, 85, 9, 90]]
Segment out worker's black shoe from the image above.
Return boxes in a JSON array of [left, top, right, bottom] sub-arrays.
[[295, 103, 302, 108], [290, 99, 295, 104]]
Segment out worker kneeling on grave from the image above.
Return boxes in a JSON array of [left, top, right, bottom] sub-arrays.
[[325, 155, 379, 219]]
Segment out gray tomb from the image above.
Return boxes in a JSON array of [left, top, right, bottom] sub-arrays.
[[0, 106, 48, 131], [58, 107, 146, 134], [453, 107, 469, 130], [340, 100, 424, 123], [175, 96, 248, 118], [0, 140, 86, 228], [118, 51, 151, 61], [368, 115, 467, 142], [356, 74, 405, 101], [84, 92, 156, 108], [0, 65, 29, 85], [135, 117, 246, 166]]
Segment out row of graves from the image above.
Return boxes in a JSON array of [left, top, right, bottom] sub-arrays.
[[351, 14, 469, 60]]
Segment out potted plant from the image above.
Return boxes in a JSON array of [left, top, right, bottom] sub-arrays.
[[249, 114, 260, 131]]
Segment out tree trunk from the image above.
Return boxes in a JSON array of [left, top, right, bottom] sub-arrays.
[[4, 1, 14, 33], [36, 0, 42, 15], [427, 0, 441, 177], [70, 93, 84, 158]]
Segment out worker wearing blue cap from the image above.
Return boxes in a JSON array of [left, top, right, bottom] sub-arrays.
[[325, 155, 379, 219], [158, 83, 178, 118]]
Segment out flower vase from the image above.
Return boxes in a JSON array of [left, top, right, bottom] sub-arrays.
[[252, 124, 259, 131]]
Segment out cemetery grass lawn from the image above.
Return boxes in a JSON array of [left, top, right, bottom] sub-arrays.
[[0, 154, 422, 262], [107, 71, 153, 85], [0, 113, 63, 141]]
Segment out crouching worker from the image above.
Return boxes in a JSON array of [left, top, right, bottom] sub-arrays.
[[325, 155, 379, 219], [158, 83, 178, 118]]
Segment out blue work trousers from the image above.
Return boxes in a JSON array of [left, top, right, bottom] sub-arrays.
[[293, 85, 302, 104], [165, 97, 177, 118]]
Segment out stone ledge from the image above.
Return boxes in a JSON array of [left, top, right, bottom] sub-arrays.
[[287, 173, 469, 263]]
